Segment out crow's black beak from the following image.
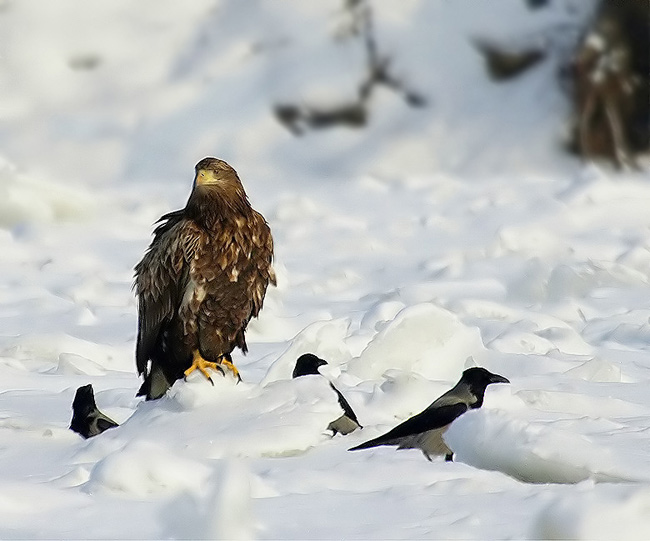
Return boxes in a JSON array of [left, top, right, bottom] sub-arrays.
[[490, 373, 510, 384]]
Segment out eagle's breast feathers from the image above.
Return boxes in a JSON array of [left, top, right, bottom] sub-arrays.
[[177, 211, 275, 347]]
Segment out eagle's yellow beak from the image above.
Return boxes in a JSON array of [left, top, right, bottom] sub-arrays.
[[195, 168, 215, 186]]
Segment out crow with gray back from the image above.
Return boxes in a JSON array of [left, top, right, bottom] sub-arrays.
[[349, 367, 509, 460]]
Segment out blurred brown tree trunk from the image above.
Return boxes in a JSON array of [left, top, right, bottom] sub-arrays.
[[571, 0, 649, 168]]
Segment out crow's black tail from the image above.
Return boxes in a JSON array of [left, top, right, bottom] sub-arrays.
[[348, 436, 385, 452]]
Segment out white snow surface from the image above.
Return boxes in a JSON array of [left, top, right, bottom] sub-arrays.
[[2, 0, 650, 538]]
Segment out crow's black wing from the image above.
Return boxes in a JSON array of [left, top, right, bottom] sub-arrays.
[[330, 382, 361, 427], [349, 402, 468, 450]]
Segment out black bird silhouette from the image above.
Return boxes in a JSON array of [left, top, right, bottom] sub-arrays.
[[349, 367, 509, 460], [70, 384, 119, 439], [293, 353, 362, 435]]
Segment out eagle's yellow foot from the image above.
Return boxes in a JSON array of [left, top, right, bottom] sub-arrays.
[[220, 355, 242, 383], [184, 350, 224, 386]]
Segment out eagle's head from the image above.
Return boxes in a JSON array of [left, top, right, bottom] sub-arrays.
[[190, 157, 250, 217], [194, 157, 242, 188]]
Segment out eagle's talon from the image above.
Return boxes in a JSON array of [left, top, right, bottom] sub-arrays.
[[184, 350, 223, 384], [219, 355, 242, 382]]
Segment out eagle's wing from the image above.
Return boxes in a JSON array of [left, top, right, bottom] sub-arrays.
[[349, 402, 468, 450], [249, 210, 276, 318], [134, 210, 188, 376]]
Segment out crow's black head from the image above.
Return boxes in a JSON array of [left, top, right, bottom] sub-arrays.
[[460, 367, 509, 404], [72, 384, 97, 416], [293, 353, 328, 378]]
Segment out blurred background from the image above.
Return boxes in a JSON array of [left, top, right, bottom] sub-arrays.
[[0, 0, 646, 192]]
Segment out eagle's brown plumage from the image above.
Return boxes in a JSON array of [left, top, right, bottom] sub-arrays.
[[134, 158, 275, 400]]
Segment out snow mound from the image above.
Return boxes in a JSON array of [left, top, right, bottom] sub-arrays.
[[446, 409, 643, 484], [2, 333, 126, 372], [54, 353, 107, 376], [531, 484, 650, 540], [262, 318, 353, 385], [88, 439, 211, 497], [348, 303, 484, 381], [565, 356, 622, 383], [96, 376, 344, 461], [360, 300, 407, 333], [359, 370, 453, 426]]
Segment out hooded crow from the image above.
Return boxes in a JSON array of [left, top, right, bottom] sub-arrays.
[[293, 353, 362, 435], [70, 384, 119, 439], [349, 367, 509, 461]]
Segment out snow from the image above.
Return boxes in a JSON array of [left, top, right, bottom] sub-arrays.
[[2, 0, 650, 538]]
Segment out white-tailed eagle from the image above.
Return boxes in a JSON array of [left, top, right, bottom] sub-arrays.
[[134, 158, 275, 400]]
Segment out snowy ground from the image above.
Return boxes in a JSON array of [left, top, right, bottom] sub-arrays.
[[2, 0, 650, 539]]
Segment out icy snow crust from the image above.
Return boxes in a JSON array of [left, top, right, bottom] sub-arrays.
[[2, 0, 650, 538]]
